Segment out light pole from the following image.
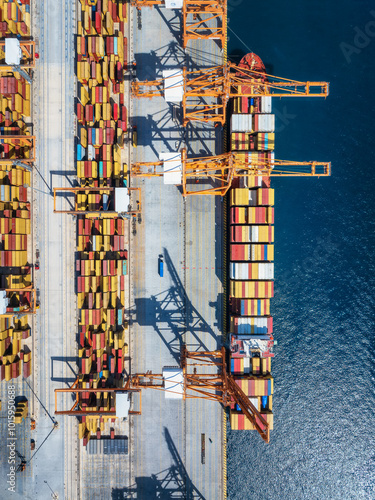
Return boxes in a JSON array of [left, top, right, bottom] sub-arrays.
[[44, 480, 58, 499]]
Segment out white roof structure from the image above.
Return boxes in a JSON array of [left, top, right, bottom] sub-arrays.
[[163, 69, 183, 103], [0, 290, 8, 315], [114, 187, 130, 213], [5, 39, 21, 66], [165, 0, 183, 7], [159, 152, 182, 185], [116, 392, 131, 418], [163, 367, 183, 399]]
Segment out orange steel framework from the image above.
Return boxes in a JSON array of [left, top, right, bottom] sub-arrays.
[[180, 347, 270, 443], [0, 135, 35, 164], [132, 63, 330, 125], [131, 148, 331, 196], [0, 40, 36, 72], [54, 378, 143, 417], [55, 347, 270, 442], [131, 0, 227, 49], [1, 286, 37, 317], [53, 186, 142, 216]]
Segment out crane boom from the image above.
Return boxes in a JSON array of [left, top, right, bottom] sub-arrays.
[[132, 63, 329, 125], [131, 148, 331, 196], [55, 347, 271, 443]]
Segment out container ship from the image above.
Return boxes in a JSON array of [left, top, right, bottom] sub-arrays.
[[228, 53, 275, 432]]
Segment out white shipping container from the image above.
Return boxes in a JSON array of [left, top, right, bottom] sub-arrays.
[[232, 316, 271, 334], [249, 397, 259, 411], [230, 263, 274, 280], [256, 114, 275, 132], [231, 114, 253, 133], [258, 263, 274, 280], [260, 96, 272, 113], [249, 226, 259, 242], [244, 357, 251, 373]]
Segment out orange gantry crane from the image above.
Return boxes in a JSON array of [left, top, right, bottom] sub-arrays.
[[132, 62, 329, 125], [53, 186, 142, 217], [131, 148, 331, 196], [131, 0, 227, 49], [0, 40, 36, 70], [55, 346, 270, 443], [0, 40, 35, 83]]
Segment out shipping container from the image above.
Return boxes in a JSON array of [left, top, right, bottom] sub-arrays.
[[229, 280, 274, 299], [230, 225, 274, 243], [230, 316, 273, 334], [229, 262, 274, 280]]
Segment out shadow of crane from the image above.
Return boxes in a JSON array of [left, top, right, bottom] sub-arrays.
[[134, 248, 220, 363], [111, 427, 205, 499]]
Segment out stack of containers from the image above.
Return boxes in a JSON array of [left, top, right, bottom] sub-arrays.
[[75, 0, 130, 444], [0, 17, 33, 375], [0, 316, 31, 380], [76, 212, 128, 443], [228, 92, 275, 431], [0, 0, 31, 37], [76, 0, 128, 189]]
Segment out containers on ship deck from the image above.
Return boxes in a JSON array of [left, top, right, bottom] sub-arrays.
[[237, 151, 275, 166], [230, 280, 274, 299], [256, 133, 275, 150], [230, 225, 274, 243], [230, 357, 270, 376], [230, 316, 273, 335], [230, 410, 273, 431], [234, 375, 273, 397], [230, 244, 274, 262], [230, 262, 274, 280], [230, 188, 274, 207], [260, 96, 272, 113], [231, 114, 275, 133], [230, 206, 274, 224], [230, 298, 270, 316]]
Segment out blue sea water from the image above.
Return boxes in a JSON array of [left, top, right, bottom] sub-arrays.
[[227, 1, 375, 499]]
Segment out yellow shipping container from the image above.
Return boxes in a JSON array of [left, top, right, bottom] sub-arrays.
[[23, 96, 31, 117], [96, 63, 102, 85], [5, 363, 12, 381], [81, 86, 90, 106], [81, 128, 88, 149], [78, 422, 86, 439], [230, 188, 249, 206], [96, 36, 105, 58], [77, 161, 85, 178], [95, 103, 102, 122], [78, 292, 85, 309], [118, 33, 124, 62], [110, 276, 117, 291], [105, 12, 114, 36], [103, 103, 111, 121], [252, 357, 260, 374]]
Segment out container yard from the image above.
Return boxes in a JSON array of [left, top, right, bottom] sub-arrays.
[[0, 0, 330, 498]]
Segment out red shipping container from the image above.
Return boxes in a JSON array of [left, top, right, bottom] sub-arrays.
[[230, 244, 245, 261], [23, 361, 31, 378], [241, 96, 248, 113], [95, 12, 102, 34]]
